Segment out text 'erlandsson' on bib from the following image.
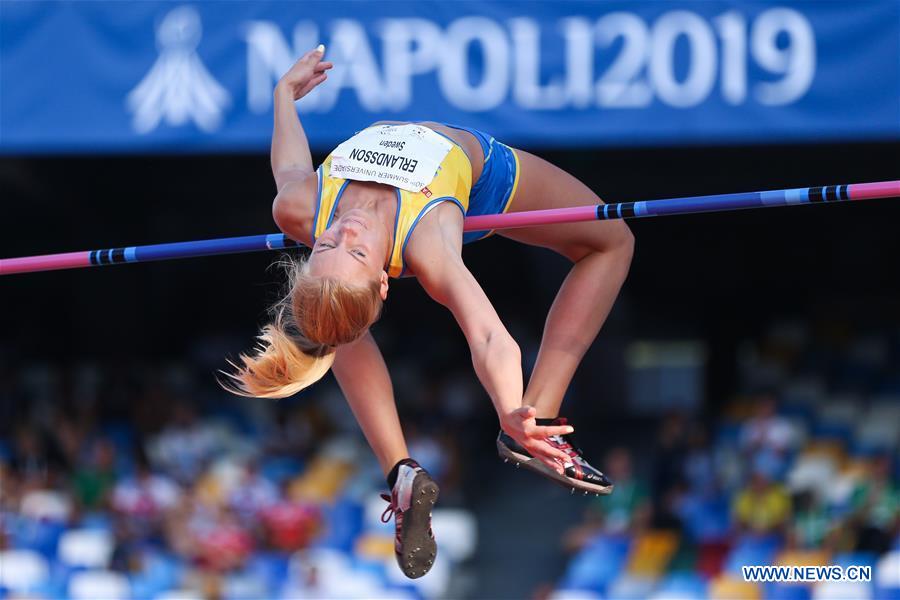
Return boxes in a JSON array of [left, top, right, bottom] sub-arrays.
[[329, 124, 453, 192]]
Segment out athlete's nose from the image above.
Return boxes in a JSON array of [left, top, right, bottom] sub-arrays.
[[338, 221, 360, 236]]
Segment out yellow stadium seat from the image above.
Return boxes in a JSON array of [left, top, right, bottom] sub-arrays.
[[710, 575, 761, 600], [625, 530, 680, 577]]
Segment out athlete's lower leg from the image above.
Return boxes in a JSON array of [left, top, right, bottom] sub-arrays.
[[524, 237, 633, 418]]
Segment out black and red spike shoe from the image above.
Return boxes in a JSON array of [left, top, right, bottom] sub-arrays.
[[497, 417, 614, 496], [380, 460, 439, 579]]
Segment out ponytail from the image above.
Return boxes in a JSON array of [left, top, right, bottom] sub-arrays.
[[221, 255, 383, 399]]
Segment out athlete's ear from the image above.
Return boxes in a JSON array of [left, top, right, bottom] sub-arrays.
[[379, 270, 389, 300]]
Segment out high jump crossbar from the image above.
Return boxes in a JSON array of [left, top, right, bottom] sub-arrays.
[[2, 180, 898, 276]]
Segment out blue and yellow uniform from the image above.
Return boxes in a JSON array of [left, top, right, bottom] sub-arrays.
[[312, 124, 520, 278]]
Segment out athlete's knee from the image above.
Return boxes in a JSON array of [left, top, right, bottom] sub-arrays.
[[567, 220, 633, 264], [614, 221, 635, 259]]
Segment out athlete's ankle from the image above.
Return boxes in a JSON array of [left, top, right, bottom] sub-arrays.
[[535, 416, 562, 425], [386, 457, 420, 489]]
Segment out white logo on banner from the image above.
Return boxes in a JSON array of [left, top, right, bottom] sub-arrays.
[[127, 6, 230, 134]]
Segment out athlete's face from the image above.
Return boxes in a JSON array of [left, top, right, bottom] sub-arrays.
[[308, 209, 389, 299]]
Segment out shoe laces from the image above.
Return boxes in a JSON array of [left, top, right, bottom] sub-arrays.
[[380, 493, 394, 523]]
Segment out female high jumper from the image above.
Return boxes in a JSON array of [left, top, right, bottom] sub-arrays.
[[224, 46, 634, 578]]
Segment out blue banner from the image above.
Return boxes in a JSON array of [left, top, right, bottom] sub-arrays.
[[1, 1, 898, 153]]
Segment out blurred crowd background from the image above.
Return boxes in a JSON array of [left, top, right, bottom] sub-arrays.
[[2, 2, 899, 599]]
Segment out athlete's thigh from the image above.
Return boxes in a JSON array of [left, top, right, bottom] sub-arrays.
[[499, 149, 631, 261]]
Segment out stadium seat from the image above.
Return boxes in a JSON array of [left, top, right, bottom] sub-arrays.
[[8, 516, 67, 557], [20, 489, 72, 522], [833, 552, 878, 569], [549, 590, 604, 600], [68, 569, 130, 600], [606, 575, 657, 599], [314, 496, 363, 552], [383, 548, 451, 598], [765, 582, 812, 600], [58, 528, 114, 568], [244, 552, 290, 594], [0, 549, 49, 594], [626, 530, 680, 577], [289, 456, 356, 503], [876, 551, 900, 589], [131, 550, 184, 599], [776, 550, 829, 568], [709, 575, 761, 600], [355, 533, 396, 562], [696, 540, 731, 578], [813, 581, 873, 600], [222, 570, 271, 600], [724, 535, 782, 576], [651, 572, 707, 599], [559, 534, 631, 593], [154, 590, 204, 600], [431, 508, 477, 562]]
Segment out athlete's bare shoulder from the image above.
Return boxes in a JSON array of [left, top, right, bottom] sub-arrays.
[[272, 172, 319, 246]]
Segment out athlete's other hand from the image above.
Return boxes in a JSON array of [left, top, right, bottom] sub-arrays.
[[500, 406, 573, 475], [278, 45, 333, 101]]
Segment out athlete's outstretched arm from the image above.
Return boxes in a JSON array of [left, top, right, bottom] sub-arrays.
[[271, 46, 332, 191], [410, 226, 574, 474], [332, 332, 409, 476]]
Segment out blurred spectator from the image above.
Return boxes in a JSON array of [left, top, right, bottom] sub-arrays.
[[732, 461, 791, 536], [601, 447, 652, 534], [740, 394, 799, 460], [19, 470, 72, 524], [259, 495, 321, 552], [227, 461, 278, 526], [788, 490, 833, 550], [10, 424, 64, 482], [652, 412, 688, 499], [683, 423, 717, 496], [850, 454, 900, 554], [563, 447, 651, 552], [71, 438, 117, 511], [112, 458, 180, 538], [147, 402, 217, 484]]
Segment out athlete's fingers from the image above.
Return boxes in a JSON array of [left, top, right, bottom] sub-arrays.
[[537, 455, 564, 475], [314, 61, 334, 72], [298, 73, 327, 97], [529, 439, 571, 465], [532, 424, 575, 437]]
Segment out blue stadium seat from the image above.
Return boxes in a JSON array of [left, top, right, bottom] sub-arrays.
[[679, 493, 731, 543], [260, 456, 305, 485], [245, 552, 290, 593], [764, 582, 811, 600], [9, 517, 67, 558], [559, 534, 631, 594], [129, 549, 182, 599], [833, 552, 878, 568], [655, 572, 707, 599], [313, 498, 364, 553], [724, 535, 783, 576]]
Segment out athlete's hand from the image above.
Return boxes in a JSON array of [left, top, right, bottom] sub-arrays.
[[278, 45, 333, 100], [500, 406, 574, 475]]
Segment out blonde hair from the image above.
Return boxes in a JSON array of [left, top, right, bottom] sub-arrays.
[[221, 256, 383, 398]]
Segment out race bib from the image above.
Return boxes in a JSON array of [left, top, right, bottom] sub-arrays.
[[329, 124, 453, 192]]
